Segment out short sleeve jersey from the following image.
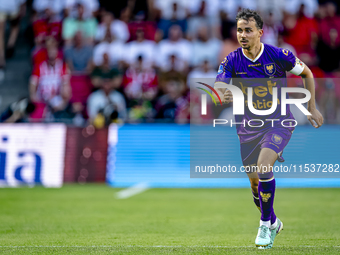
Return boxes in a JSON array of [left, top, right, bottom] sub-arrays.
[[215, 43, 305, 143]]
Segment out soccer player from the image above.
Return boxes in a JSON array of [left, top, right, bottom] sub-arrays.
[[213, 9, 323, 249]]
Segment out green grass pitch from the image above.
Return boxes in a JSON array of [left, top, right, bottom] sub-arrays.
[[0, 184, 339, 254]]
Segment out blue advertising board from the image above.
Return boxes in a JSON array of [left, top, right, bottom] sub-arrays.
[[107, 124, 340, 188]]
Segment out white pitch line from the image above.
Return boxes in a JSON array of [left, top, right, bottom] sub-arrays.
[[115, 182, 150, 199], [0, 245, 339, 248]]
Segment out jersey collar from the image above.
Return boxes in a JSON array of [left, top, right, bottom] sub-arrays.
[[242, 43, 264, 62]]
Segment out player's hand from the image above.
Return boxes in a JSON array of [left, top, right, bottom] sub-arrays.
[[307, 108, 323, 128], [223, 90, 233, 104]]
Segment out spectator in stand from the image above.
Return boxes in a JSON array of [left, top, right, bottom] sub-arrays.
[[187, 60, 216, 85], [98, 0, 128, 21], [220, 10, 235, 40], [32, 0, 64, 43], [32, 0, 64, 17], [0, 0, 26, 81], [0, 97, 35, 123], [91, 52, 121, 89], [317, 1, 340, 72], [122, 55, 158, 122], [64, 0, 99, 19], [32, 36, 63, 68], [261, 12, 282, 46], [284, 0, 318, 18], [62, 3, 97, 45], [95, 10, 129, 43], [64, 31, 93, 74], [158, 54, 188, 104], [257, 0, 285, 23], [128, 11, 157, 41], [159, 54, 187, 94], [187, 0, 221, 39], [155, 78, 189, 123], [220, 0, 257, 22], [191, 24, 221, 68], [156, 25, 191, 73], [124, 27, 156, 68], [186, 59, 217, 121], [29, 44, 71, 120], [92, 26, 124, 68], [87, 76, 127, 127], [282, 4, 318, 57], [218, 26, 239, 63], [153, 0, 189, 38], [277, 34, 297, 56]]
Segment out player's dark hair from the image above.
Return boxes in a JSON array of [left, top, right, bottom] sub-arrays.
[[236, 8, 263, 30]]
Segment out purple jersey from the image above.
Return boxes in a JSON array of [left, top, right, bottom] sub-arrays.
[[215, 43, 304, 143]]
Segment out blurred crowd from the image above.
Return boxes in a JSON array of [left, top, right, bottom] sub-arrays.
[[0, 0, 340, 126]]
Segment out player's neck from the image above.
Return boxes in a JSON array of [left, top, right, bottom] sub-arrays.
[[243, 43, 262, 61]]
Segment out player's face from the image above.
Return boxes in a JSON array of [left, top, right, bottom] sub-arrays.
[[236, 19, 262, 50]]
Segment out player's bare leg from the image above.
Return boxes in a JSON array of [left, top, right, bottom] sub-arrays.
[[247, 172, 261, 212]]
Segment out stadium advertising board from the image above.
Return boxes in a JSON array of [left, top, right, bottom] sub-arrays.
[[0, 124, 66, 187]]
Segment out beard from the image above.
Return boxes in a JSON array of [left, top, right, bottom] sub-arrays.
[[238, 39, 250, 49], [240, 44, 250, 50]]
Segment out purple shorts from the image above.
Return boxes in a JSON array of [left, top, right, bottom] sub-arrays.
[[240, 128, 293, 167]]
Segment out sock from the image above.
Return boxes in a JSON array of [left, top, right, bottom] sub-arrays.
[[252, 190, 261, 212], [270, 218, 278, 230], [258, 171, 276, 222], [260, 220, 271, 228], [271, 210, 277, 225]]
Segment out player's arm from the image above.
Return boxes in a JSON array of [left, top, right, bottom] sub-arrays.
[[53, 65, 72, 111], [299, 65, 323, 128], [29, 64, 41, 102], [29, 75, 39, 102], [214, 57, 233, 104], [212, 86, 232, 104], [282, 49, 323, 128], [60, 67, 72, 105], [212, 85, 233, 104]]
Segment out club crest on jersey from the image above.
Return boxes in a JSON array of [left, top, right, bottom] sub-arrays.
[[272, 134, 283, 144], [260, 192, 271, 202], [217, 64, 223, 74], [264, 63, 276, 76]]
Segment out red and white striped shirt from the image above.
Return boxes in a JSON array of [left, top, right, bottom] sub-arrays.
[[31, 59, 70, 102]]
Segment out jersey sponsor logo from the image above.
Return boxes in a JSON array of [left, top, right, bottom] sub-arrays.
[[272, 134, 283, 144], [217, 64, 224, 74], [240, 80, 279, 110], [260, 192, 272, 202], [264, 63, 276, 76], [282, 49, 289, 56], [248, 63, 261, 67]]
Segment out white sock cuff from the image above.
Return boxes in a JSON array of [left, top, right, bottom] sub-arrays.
[[260, 220, 271, 228]]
